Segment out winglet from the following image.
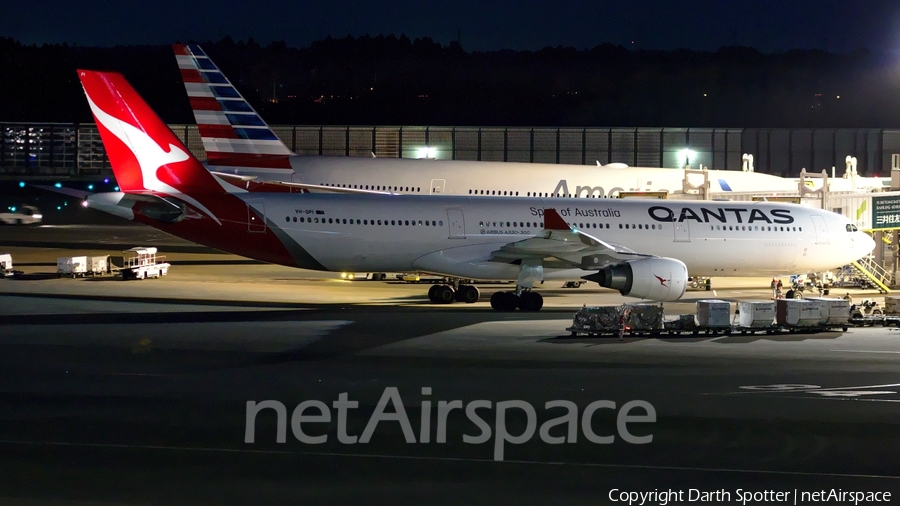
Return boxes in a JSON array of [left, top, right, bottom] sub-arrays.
[[542, 208, 571, 231]]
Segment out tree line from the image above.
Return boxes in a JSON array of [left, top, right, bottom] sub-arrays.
[[0, 34, 896, 128]]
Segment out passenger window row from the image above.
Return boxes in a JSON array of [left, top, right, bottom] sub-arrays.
[[479, 221, 541, 228], [469, 190, 521, 196], [321, 183, 421, 192], [285, 216, 443, 227], [616, 223, 662, 230], [467, 190, 614, 198]]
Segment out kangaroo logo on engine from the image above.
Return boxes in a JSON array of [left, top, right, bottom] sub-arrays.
[[647, 205, 794, 224]]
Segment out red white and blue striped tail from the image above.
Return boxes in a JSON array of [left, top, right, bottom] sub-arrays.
[[173, 44, 293, 169]]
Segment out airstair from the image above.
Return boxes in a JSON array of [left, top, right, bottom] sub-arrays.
[[849, 256, 892, 294]]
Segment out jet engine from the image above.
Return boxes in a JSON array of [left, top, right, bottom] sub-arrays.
[[582, 257, 688, 301]]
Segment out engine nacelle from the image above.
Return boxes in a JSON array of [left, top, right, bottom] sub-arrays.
[[582, 257, 688, 301]]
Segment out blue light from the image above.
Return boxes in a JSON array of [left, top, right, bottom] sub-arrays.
[[103, 178, 110, 184], [9, 207, 16, 212], [64, 201, 68, 206], [87, 184, 94, 190], [114, 186, 120, 191], [56, 206, 61, 210], [54, 182, 62, 188], [18, 182, 25, 188]]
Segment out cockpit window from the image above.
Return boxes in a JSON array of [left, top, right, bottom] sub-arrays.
[[846, 224, 858, 232]]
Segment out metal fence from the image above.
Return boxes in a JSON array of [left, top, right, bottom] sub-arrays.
[[2, 122, 898, 178]]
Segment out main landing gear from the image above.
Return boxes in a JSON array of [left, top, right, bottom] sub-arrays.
[[428, 284, 480, 304], [489, 289, 543, 312]]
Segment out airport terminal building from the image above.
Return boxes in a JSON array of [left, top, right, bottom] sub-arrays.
[[1, 123, 899, 179]]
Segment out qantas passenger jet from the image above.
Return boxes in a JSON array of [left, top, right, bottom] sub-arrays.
[[173, 44, 802, 198], [76, 69, 874, 311]]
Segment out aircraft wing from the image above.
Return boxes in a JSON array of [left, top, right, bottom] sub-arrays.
[[210, 171, 396, 195], [490, 208, 652, 269]]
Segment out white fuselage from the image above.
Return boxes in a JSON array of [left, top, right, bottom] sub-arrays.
[[211, 156, 803, 198], [247, 193, 873, 281]]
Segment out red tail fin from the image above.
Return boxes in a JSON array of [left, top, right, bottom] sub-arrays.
[[77, 70, 226, 195]]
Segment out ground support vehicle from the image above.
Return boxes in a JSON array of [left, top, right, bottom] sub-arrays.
[[119, 247, 170, 280]]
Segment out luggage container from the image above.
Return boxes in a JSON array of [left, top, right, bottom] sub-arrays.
[[57, 256, 88, 277], [89, 255, 110, 275], [0, 253, 21, 278], [775, 299, 820, 327], [623, 304, 663, 331], [884, 296, 900, 315], [567, 305, 622, 336], [664, 314, 697, 332], [697, 300, 731, 328], [804, 297, 851, 325], [737, 301, 776, 327]]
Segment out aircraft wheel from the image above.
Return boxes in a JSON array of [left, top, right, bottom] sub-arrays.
[[518, 291, 543, 311], [427, 285, 441, 303], [792, 291, 803, 299], [434, 285, 455, 304], [456, 285, 480, 303], [490, 291, 518, 311]]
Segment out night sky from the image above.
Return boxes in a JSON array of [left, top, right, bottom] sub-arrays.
[[3, 0, 900, 54]]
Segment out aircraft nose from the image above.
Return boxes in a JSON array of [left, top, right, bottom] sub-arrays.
[[856, 232, 876, 259]]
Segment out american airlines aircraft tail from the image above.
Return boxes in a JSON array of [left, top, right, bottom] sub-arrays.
[[77, 69, 875, 311], [173, 44, 294, 170], [173, 44, 804, 198]]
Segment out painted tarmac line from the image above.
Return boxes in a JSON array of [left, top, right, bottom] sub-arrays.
[[0, 440, 897, 480]]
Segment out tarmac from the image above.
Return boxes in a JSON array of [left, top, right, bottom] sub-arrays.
[[0, 222, 898, 505]]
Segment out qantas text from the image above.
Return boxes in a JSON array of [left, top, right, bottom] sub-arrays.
[[648, 206, 794, 224]]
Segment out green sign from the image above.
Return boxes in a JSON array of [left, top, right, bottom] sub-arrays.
[[872, 195, 900, 229]]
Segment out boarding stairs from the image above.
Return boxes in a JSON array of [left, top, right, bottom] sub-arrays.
[[849, 256, 892, 294]]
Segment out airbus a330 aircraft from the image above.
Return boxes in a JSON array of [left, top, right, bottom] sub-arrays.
[[76, 69, 874, 311], [173, 44, 802, 198]]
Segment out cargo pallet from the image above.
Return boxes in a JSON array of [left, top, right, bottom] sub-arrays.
[[565, 324, 849, 338], [566, 299, 852, 338]]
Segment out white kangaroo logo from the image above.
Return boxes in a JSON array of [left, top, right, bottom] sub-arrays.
[[84, 92, 222, 225]]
